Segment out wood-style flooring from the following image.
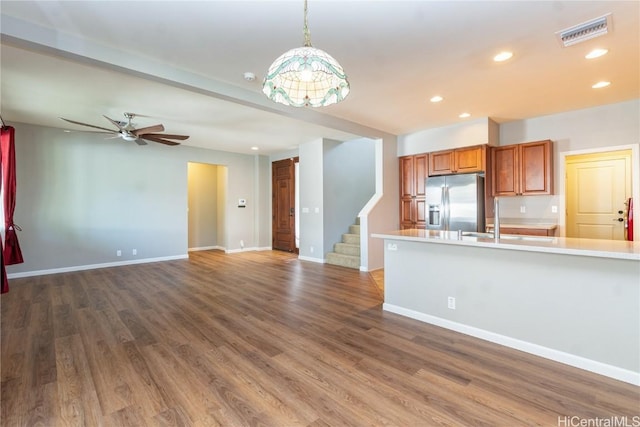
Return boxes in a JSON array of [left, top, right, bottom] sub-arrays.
[[2, 250, 638, 426]]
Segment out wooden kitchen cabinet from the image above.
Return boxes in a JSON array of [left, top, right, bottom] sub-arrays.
[[487, 226, 557, 236], [399, 153, 428, 229], [492, 140, 553, 196], [428, 145, 486, 176]]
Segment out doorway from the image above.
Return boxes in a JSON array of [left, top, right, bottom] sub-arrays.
[[187, 162, 227, 251], [272, 157, 299, 252], [565, 149, 632, 240]]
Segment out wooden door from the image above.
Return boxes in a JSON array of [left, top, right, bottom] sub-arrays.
[[272, 158, 297, 252], [566, 150, 632, 240]]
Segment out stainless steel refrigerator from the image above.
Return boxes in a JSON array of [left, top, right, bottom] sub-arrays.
[[425, 173, 485, 232]]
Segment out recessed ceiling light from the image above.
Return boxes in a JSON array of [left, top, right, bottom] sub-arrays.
[[459, 112, 471, 119], [592, 81, 610, 89], [251, 146, 259, 151], [430, 95, 443, 103], [585, 48, 608, 59], [493, 51, 513, 62]]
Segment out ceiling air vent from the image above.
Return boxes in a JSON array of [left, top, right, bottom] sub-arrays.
[[556, 13, 612, 47]]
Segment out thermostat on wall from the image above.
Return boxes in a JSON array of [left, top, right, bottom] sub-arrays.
[[238, 198, 247, 208]]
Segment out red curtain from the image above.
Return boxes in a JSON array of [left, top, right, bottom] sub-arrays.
[[1, 125, 24, 293]]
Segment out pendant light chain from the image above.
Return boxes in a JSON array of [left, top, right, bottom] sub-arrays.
[[303, 0, 312, 47]]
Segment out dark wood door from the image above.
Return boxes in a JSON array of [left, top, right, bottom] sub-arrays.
[[272, 158, 297, 252]]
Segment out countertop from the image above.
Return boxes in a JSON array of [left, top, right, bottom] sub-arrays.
[[372, 229, 640, 261]]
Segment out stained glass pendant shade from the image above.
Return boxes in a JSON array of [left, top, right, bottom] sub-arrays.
[[263, 0, 350, 107]]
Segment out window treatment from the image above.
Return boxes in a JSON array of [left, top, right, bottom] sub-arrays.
[[1, 125, 23, 293]]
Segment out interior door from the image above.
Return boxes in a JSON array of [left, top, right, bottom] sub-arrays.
[[272, 158, 297, 252], [565, 150, 632, 240]]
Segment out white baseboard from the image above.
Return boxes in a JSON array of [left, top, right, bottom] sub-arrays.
[[383, 303, 640, 386], [7, 254, 190, 279], [298, 255, 326, 263], [225, 246, 273, 254], [188, 245, 224, 252]]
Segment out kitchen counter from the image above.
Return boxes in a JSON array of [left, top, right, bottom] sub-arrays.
[[372, 228, 639, 260], [373, 229, 640, 385]]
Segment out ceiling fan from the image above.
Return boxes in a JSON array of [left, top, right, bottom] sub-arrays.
[[60, 112, 189, 146]]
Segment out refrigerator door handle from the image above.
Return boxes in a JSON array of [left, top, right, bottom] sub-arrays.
[[443, 185, 449, 231]]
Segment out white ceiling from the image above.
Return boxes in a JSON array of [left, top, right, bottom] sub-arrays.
[[1, 1, 638, 155]]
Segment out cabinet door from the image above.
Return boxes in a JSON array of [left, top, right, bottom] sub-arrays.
[[520, 140, 553, 195], [400, 198, 414, 225], [492, 145, 519, 196], [414, 154, 428, 197], [455, 145, 485, 174], [500, 227, 548, 236], [415, 198, 427, 227], [399, 156, 415, 198], [429, 150, 454, 176]]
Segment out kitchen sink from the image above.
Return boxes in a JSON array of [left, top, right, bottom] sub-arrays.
[[461, 231, 554, 242]]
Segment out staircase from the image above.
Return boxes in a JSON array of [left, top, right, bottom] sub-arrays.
[[326, 219, 361, 270]]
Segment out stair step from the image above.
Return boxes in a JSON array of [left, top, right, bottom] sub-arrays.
[[349, 224, 360, 235], [334, 242, 360, 256], [326, 252, 360, 269], [342, 233, 360, 245]]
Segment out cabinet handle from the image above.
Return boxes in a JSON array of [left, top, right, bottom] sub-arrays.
[[614, 218, 624, 222]]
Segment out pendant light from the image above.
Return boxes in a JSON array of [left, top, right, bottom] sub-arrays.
[[262, 0, 350, 107]]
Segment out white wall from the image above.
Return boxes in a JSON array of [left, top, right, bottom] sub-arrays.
[[362, 134, 399, 271], [298, 139, 325, 261], [8, 122, 269, 276], [398, 117, 499, 156]]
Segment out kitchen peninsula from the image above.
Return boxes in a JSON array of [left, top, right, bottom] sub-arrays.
[[373, 229, 640, 385]]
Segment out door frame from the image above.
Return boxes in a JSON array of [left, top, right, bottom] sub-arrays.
[[558, 143, 639, 240]]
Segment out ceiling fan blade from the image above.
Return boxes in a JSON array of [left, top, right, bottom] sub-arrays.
[[141, 135, 181, 146], [103, 115, 125, 130], [143, 133, 189, 140], [133, 124, 164, 136], [60, 117, 117, 133], [134, 138, 148, 146]]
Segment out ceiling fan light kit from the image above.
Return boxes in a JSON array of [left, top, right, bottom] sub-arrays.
[[263, 0, 349, 108], [60, 112, 188, 146]]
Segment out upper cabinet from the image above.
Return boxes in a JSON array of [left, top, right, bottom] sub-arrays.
[[428, 145, 486, 176], [399, 153, 428, 229], [492, 139, 553, 196]]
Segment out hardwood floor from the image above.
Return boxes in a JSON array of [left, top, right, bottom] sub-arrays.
[[2, 250, 638, 426]]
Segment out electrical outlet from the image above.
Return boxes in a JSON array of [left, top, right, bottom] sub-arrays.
[[132, 249, 137, 256], [448, 297, 456, 310], [116, 250, 122, 257], [387, 243, 398, 251], [310, 246, 314, 253], [520, 205, 526, 213], [551, 205, 558, 213]]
